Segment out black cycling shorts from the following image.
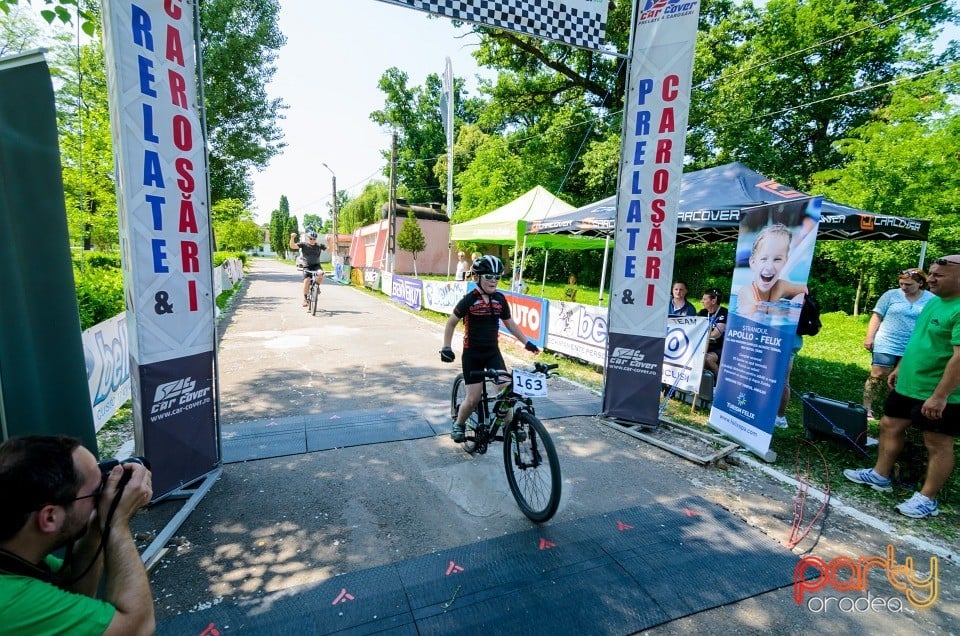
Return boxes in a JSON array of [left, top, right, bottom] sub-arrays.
[[461, 348, 506, 385], [302, 265, 323, 279]]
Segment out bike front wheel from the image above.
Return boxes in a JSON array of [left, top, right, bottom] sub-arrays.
[[311, 282, 320, 315], [451, 374, 481, 453], [503, 411, 561, 522]]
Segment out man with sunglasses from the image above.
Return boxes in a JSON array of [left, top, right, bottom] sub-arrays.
[[440, 255, 540, 442], [0, 435, 154, 634], [289, 231, 327, 306], [845, 256, 960, 518]]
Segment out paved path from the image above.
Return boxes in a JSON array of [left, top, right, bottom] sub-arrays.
[[139, 258, 958, 634]]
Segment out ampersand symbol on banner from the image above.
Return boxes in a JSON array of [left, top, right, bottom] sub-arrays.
[[621, 289, 635, 305], [154, 291, 174, 314]]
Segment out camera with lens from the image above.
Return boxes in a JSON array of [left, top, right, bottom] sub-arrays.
[[98, 456, 150, 495]]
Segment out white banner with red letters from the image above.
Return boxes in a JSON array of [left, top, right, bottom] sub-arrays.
[[602, 2, 700, 424], [103, 0, 217, 497]]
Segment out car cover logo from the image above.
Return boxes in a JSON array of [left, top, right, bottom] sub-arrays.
[[150, 377, 211, 417]]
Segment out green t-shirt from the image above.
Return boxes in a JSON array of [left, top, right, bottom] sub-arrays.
[[0, 555, 115, 636], [896, 295, 960, 404]]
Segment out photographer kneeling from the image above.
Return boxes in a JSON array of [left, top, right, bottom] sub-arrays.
[[0, 435, 154, 635]]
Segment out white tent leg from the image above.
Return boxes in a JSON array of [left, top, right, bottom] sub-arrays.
[[599, 235, 611, 305], [540, 249, 549, 298]]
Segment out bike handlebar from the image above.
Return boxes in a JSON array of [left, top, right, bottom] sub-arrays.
[[467, 362, 559, 382]]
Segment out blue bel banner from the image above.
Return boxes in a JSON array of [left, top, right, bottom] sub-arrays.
[[708, 198, 821, 457]]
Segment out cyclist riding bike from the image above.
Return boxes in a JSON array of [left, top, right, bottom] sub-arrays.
[[440, 255, 540, 442], [289, 231, 327, 306]]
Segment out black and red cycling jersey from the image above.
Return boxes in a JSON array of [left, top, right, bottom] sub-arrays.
[[453, 289, 512, 350]]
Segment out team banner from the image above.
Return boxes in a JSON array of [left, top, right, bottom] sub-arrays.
[[390, 274, 424, 311], [500, 291, 547, 348], [708, 198, 821, 458], [423, 279, 470, 314], [103, 0, 217, 496], [663, 316, 709, 393], [601, 2, 701, 424], [82, 313, 131, 432], [376, 0, 609, 51], [547, 300, 608, 366]]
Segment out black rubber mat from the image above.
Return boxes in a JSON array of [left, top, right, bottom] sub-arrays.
[[221, 389, 596, 464], [222, 404, 449, 463], [158, 496, 800, 635]]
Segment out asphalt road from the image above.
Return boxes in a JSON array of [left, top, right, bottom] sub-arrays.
[[138, 257, 958, 635]]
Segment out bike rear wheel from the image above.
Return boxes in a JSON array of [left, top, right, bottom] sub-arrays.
[[311, 281, 320, 315], [451, 374, 481, 453], [503, 411, 561, 522]]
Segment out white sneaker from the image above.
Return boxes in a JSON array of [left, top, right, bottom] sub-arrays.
[[774, 416, 788, 429], [896, 492, 939, 518]]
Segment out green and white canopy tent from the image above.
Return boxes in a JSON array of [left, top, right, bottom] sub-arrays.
[[450, 185, 575, 248]]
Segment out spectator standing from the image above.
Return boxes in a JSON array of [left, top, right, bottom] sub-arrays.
[[862, 268, 934, 419], [454, 251, 469, 281], [844, 256, 960, 518]]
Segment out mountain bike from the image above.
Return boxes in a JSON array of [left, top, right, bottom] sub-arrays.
[[306, 269, 323, 315], [450, 361, 562, 522]]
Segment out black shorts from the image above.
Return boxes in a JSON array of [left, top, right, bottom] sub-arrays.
[[302, 265, 323, 280], [461, 348, 506, 385], [884, 390, 960, 436]]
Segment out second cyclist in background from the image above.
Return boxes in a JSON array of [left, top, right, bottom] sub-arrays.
[[440, 255, 540, 442], [289, 231, 327, 306]]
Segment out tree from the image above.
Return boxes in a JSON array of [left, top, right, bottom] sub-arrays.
[[198, 0, 286, 203], [397, 211, 426, 276], [688, 0, 955, 188], [811, 68, 960, 312], [0, 0, 96, 36], [303, 213, 323, 233], [339, 181, 388, 234]]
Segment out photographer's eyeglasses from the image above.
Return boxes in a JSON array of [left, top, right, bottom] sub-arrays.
[[933, 258, 960, 266], [70, 483, 103, 503], [480, 274, 501, 281]]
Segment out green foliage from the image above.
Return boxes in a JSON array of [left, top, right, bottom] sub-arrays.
[[199, 0, 286, 203], [212, 251, 247, 267], [215, 219, 262, 251], [397, 211, 426, 258], [73, 256, 124, 330], [339, 181, 388, 233], [302, 213, 323, 233]]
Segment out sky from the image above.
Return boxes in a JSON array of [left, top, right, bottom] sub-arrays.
[[250, 2, 490, 226]]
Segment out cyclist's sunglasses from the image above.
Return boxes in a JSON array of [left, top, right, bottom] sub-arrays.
[[480, 274, 501, 281], [933, 258, 960, 266]]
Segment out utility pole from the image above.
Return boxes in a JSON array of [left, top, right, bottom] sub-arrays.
[[387, 131, 398, 272], [321, 162, 338, 264]]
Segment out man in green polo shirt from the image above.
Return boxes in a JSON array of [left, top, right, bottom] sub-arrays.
[[0, 435, 155, 634], [844, 256, 960, 518]]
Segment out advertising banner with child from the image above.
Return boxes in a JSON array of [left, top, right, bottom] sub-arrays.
[[708, 197, 822, 458]]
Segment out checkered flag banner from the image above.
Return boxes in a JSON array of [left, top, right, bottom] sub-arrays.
[[376, 0, 609, 51]]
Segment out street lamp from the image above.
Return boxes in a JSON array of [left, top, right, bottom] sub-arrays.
[[321, 162, 339, 263]]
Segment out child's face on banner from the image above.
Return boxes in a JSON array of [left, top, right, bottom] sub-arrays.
[[750, 234, 790, 293]]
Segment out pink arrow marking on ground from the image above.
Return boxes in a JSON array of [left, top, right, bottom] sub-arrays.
[[539, 538, 557, 550], [617, 521, 634, 531], [332, 588, 355, 605], [683, 508, 701, 517], [329, 414, 341, 420], [265, 422, 278, 427], [387, 408, 396, 413], [446, 561, 464, 575]]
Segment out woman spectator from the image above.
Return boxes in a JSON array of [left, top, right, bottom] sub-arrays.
[[862, 267, 934, 419]]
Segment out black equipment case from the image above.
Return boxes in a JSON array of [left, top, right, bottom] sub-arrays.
[[801, 392, 868, 447]]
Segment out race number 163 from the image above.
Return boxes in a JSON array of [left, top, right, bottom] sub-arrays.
[[513, 369, 547, 397]]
